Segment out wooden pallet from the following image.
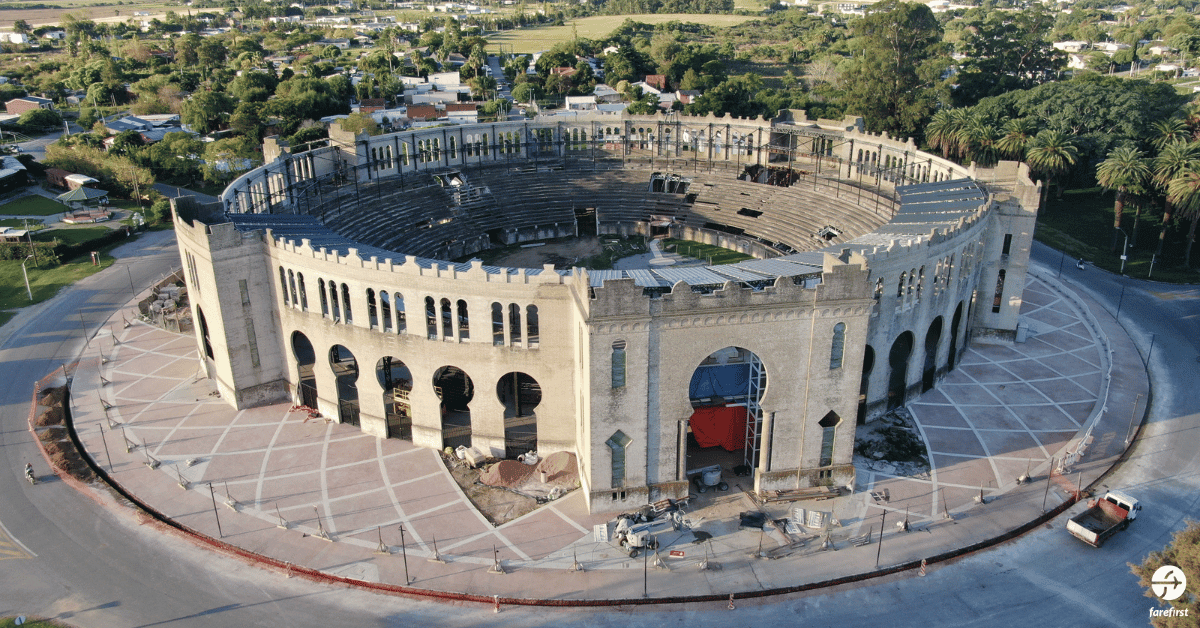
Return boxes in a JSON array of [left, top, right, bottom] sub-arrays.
[[758, 486, 839, 504]]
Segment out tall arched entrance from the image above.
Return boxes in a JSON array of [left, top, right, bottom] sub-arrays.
[[858, 345, 874, 424], [922, 317, 944, 392], [687, 346, 766, 488], [949, 301, 964, 370], [497, 372, 541, 458], [329, 344, 359, 426], [888, 332, 914, 410], [377, 357, 413, 440], [292, 331, 317, 409], [434, 366, 474, 449]]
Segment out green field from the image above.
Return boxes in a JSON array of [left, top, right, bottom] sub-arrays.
[[0, 253, 112, 328], [662, 238, 754, 265], [0, 218, 44, 230], [33, 226, 114, 245], [0, 195, 71, 217], [486, 14, 760, 53]]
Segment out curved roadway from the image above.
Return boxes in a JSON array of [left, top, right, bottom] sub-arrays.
[[0, 234, 1196, 627]]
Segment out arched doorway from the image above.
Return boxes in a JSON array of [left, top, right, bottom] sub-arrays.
[[434, 366, 474, 449], [687, 346, 766, 487], [329, 344, 359, 426], [292, 331, 317, 409], [858, 345, 874, 424], [888, 332, 914, 410], [377, 357, 413, 440], [497, 372, 541, 458], [949, 302, 964, 370], [922, 317, 944, 393]]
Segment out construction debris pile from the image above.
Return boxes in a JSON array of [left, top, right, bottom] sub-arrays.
[[477, 451, 581, 501], [853, 407, 931, 478]]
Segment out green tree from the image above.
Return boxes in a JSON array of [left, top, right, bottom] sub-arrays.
[[1148, 118, 1189, 151], [996, 117, 1037, 161], [202, 136, 259, 185], [18, 108, 63, 129], [229, 102, 265, 142], [1131, 520, 1200, 626], [1025, 129, 1080, 205], [953, 6, 1064, 107], [1152, 140, 1200, 256], [13, 19, 31, 35], [340, 112, 379, 136], [1166, 166, 1200, 267], [839, 0, 948, 140], [511, 83, 534, 104], [181, 91, 235, 135], [1096, 145, 1150, 253]]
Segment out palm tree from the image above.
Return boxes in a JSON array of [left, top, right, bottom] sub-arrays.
[[964, 119, 1001, 167], [946, 109, 973, 161], [926, 109, 954, 158], [1151, 140, 1200, 255], [1025, 130, 1080, 207], [996, 118, 1037, 161], [1148, 118, 1189, 151], [1096, 146, 1150, 253], [1166, 169, 1200, 267]]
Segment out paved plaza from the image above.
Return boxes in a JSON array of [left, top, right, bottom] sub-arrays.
[[54, 270, 1146, 601]]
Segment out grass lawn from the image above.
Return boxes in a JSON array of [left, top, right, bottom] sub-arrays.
[[486, 14, 760, 53], [0, 196, 71, 217], [32, 226, 115, 246], [662, 238, 754, 265], [1037, 188, 1199, 283], [0, 253, 113, 328], [0, 618, 73, 628], [0, 218, 45, 230]]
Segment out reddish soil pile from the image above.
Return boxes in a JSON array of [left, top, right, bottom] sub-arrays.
[[480, 459, 537, 488], [536, 451, 577, 483]]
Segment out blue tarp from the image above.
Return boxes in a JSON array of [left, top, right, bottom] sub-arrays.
[[689, 363, 750, 400]]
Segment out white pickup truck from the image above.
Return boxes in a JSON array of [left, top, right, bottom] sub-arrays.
[[1066, 491, 1140, 547]]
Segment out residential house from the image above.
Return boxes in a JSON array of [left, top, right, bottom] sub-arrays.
[[4, 96, 53, 116]]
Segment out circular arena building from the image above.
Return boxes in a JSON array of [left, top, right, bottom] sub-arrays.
[[173, 110, 1040, 514]]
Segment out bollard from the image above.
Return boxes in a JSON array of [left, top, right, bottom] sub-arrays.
[[919, 558, 927, 577], [493, 595, 500, 613], [728, 594, 736, 610]]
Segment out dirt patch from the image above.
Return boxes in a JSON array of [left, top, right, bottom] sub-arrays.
[[485, 237, 603, 268], [32, 384, 98, 483], [444, 451, 582, 526]]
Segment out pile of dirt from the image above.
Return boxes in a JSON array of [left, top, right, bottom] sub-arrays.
[[536, 451, 576, 483], [38, 426, 66, 443], [36, 405, 64, 427], [480, 459, 536, 488], [39, 386, 66, 408]]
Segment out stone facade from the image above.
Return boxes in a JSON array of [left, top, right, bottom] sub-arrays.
[[174, 111, 1039, 514]]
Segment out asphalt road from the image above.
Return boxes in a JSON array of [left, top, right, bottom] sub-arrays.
[[0, 234, 1196, 626]]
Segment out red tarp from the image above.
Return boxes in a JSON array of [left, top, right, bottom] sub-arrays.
[[689, 406, 748, 452]]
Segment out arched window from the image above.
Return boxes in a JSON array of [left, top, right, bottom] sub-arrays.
[[606, 430, 632, 491], [449, 135, 457, 159], [526, 305, 539, 347], [818, 411, 840, 468], [329, 280, 340, 321], [492, 302, 504, 345], [441, 298, 453, 338], [341, 283, 352, 324], [297, 273, 307, 311], [874, 278, 883, 301], [457, 299, 469, 339], [366, 289, 378, 329], [917, 267, 925, 302], [288, 270, 298, 305], [830, 323, 846, 370], [394, 292, 406, 332], [425, 296, 437, 339], [611, 340, 627, 388], [279, 267, 289, 305], [319, 278, 328, 317], [508, 303, 522, 345], [897, 272, 906, 299], [380, 291, 391, 332]]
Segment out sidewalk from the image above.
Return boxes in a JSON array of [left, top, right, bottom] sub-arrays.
[[59, 271, 1147, 602]]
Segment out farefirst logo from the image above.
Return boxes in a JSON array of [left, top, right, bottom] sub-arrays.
[[1150, 565, 1190, 619]]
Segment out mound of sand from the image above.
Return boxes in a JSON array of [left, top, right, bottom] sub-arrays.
[[536, 451, 576, 483], [480, 459, 536, 488]]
